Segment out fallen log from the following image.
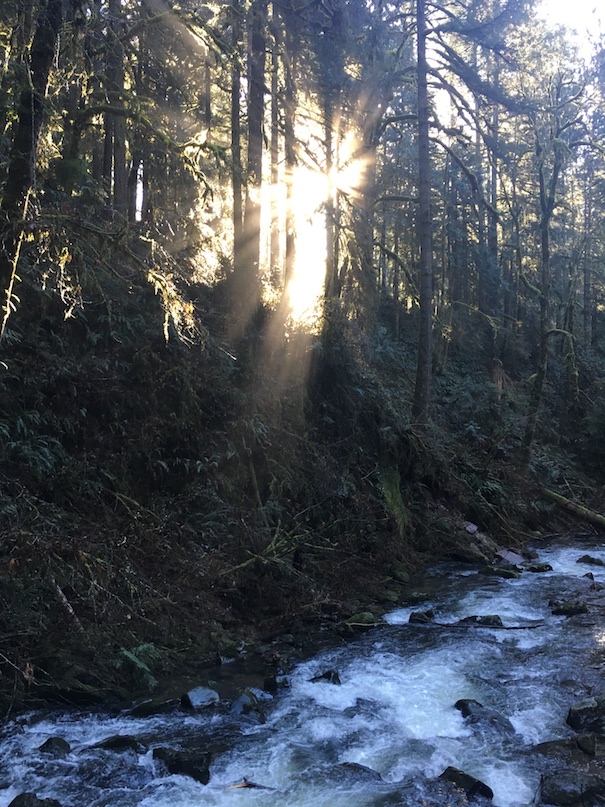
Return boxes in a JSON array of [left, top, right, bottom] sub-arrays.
[[541, 488, 605, 530]]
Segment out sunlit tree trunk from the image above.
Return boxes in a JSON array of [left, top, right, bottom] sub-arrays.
[[411, 0, 433, 423], [231, 0, 243, 272], [0, 0, 63, 332], [240, 0, 266, 315]]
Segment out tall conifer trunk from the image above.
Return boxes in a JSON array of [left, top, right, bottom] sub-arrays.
[[0, 0, 63, 332], [411, 0, 433, 423]]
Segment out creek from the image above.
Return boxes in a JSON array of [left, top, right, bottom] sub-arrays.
[[1, 538, 604, 807]]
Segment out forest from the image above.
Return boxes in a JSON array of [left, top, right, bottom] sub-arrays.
[[0, 0, 604, 710]]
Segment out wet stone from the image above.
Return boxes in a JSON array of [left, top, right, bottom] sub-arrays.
[[439, 766, 494, 800], [8, 796, 63, 807], [38, 737, 71, 755], [309, 669, 341, 685], [153, 747, 211, 785], [180, 686, 220, 710], [551, 600, 589, 616], [409, 609, 436, 624], [576, 554, 605, 567]]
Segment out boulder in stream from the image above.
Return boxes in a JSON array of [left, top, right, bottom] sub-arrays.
[[540, 771, 605, 806], [38, 737, 71, 755], [8, 796, 63, 807], [576, 554, 605, 567], [153, 747, 211, 784], [455, 699, 515, 733], [523, 562, 553, 573], [93, 734, 146, 753], [409, 609, 435, 624], [438, 766, 493, 800], [180, 686, 220, 710], [566, 694, 605, 733], [310, 669, 341, 685], [550, 600, 589, 617]]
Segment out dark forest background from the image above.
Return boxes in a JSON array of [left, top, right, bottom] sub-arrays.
[[1, 0, 605, 709]]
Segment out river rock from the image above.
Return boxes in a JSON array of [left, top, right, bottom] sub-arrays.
[[576, 555, 605, 567], [231, 689, 268, 722], [93, 734, 146, 753], [153, 747, 211, 784], [540, 771, 605, 805], [8, 796, 63, 807], [263, 673, 290, 695], [458, 615, 504, 628], [38, 737, 71, 755], [566, 694, 605, 733], [409, 609, 435, 624], [180, 686, 220, 710], [484, 565, 521, 579], [124, 697, 178, 718], [438, 766, 493, 800], [496, 549, 526, 566], [310, 669, 341, 684], [550, 600, 589, 617], [455, 699, 515, 733], [337, 761, 383, 781], [523, 562, 553, 573]]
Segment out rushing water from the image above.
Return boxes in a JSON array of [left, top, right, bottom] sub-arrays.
[[1, 539, 604, 807]]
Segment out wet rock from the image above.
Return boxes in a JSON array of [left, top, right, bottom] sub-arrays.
[[496, 549, 526, 566], [180, 686, 220, 711], [337, 762, 383, 781], [439, 766, 494, 800], [123, 697, 178, 718], [566, 694, 605, 733], [93, 734, 146, 753], [346, 611, 379, 627], [153, 747, 211, 785], [455, 699, 515, 733], [310, 669, 341, 685], [523, 562, 553, 573], [550, 600, 589, 617], [540, 771, 605, 805], [576, 555, 605, 567], [484, 565, 521, 579], [38, 737, 70, 755], [458, 615, 504, 628], [574, 734, 597, 757], [231, 689, 268, 722], [409, 609, 435, 624], [8, 796, 63, 807], [263, 673, 290, 695]]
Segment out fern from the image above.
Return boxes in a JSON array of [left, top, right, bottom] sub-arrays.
[[115, 643, 161, 692]]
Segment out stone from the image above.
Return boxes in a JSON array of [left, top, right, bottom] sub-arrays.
[[566, 694, 605, 733], [550, 600, 589, 617], [8, 796, 63, 807], [523, 562, 553, 573], [496, 549, 525, 566], [540, 771, 605, 806], [409, 609, 435, 624], [180, 686, 220, 710], [93, 735, 146, 753], [346, 611, 378, 626], [576, 554, 605, 567], [575, 733, 597, 757], [338, 762, 383, 781], [310, 669, 341, 685], [153, 747, 211, 785], [484, 565, 521, 580], [38, 737, 70, 755], [455, 699, 515, 733], [438, 766, 493, 800]]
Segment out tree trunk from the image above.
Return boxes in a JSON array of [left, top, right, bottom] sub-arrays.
[[231, 0, 243, 272], [411, 0, 433, 424], [241, 0, 267, 314], [0, 0, 63, 332]]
